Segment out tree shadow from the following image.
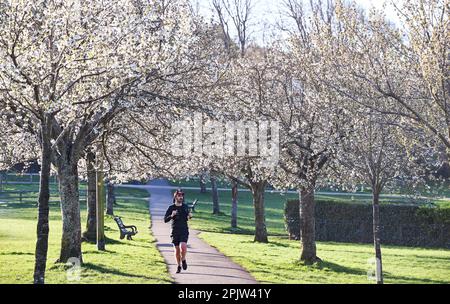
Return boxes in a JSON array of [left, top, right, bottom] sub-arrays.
[[83, 249, 118, 254], [82, 262, 172, 283], [82, 236, 123, 245], [0, 251, 34, 256], [267, 240, 296, 248], [308, 260, 368, 277], [383, 273, 449, 284]]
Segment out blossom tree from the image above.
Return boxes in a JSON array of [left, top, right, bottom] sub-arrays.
[[333, 106, 429, 284], [315, 0, 449, 171], [264, 0, 347, 264], [0, 109, 49, 283], [0, 0, 197, 267], [207, 0, 280, 243]]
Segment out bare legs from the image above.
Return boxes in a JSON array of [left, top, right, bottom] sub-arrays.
[[174, 245, 181, 266], [180, 242, 187, 262], [174, 242, 188, 267]]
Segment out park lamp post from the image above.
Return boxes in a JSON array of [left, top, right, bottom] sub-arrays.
[[96, 152, 106, 251]]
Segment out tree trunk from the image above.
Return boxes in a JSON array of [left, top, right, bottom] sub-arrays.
[[106, 182, 115, 216], [82, 151, 96, 242], [211, 175, 220, 215], [33, 116, 52, 284], [251, 181, 268, 243], [372, 189, 383, 284], [299, 186, 319, 264], [437, 146, 450, 178], [199, 173, 207, 194], [57, 160, 82, 264], [231, 181, 238, 229], [96, 169, 106, 251]]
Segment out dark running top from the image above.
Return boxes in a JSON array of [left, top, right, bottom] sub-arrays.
[[164, 203, 190, 233]]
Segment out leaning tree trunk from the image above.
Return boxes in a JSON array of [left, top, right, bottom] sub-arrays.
[[299, 186, 319, 264], [251, 181, 268, 243], [82, 151, 96, 242], [372, 188, 383, 284], [199, 173, 207, 194], [231, 181, 238, 229], [106, 181, 115, 216], [210, 175, 220, 215], [33, 116, 52, 284], [57, 159, 82, 264]]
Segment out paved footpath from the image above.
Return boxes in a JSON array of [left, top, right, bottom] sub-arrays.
[[141, 179, 257, 284]]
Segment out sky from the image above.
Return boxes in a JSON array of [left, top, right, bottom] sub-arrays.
[[193, 0, 404, 43]]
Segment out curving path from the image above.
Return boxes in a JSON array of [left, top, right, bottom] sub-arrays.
[[141, 179, 257, 284]]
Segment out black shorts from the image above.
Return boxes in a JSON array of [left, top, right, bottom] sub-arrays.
[[171, 231, 189, 246]]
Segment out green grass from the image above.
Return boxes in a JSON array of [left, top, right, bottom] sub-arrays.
[[114, 186, 150, 198], [183, 186, 450, 284], [0, 186, 171, 284], [2, 179, 449, 284], [198, 233, 450, 284], [0, 184, 149, 205], [183, 188, 291, 236]]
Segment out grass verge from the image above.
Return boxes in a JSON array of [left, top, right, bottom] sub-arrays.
[[0, 186, 172, 284]]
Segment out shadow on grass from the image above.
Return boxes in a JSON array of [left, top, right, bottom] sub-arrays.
[[83, 249, 118, 254], [82, 262, 172, 283], [82, 236, 123, 245], [267, 240, 296, 248], [383, 272, 450, 284], [311, 260, 367, 276], [0, 251, 34, 256]]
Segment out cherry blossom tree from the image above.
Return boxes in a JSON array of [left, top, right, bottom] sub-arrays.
[[315, 0, 449, 172], [281, 0, 442, 266], [267, 0, 346, 264], [207, 0, 280, 243], [0, 109, 50, 284], [332, 106, 429, 284], [0, 0, 197, 265], [208, 48, 282, 243]]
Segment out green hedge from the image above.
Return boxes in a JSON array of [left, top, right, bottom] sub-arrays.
[[284, 200, 450, 248]]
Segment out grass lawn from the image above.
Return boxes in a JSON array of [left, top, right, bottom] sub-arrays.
[[1, 179, 449, 284], [183, 188, 291, 236], [198, 233, 450, 284], [0, 186, 172, 284], [182, 187, 450, 284]]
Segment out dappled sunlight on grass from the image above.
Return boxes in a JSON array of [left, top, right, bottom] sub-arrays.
[[0, 187, 170, 284], [198, 232, 450, 284]]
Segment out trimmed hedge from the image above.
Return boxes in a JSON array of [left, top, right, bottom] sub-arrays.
[[285, 200, 450, 248]]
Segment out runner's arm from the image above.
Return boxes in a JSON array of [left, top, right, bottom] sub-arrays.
[[164, 206, 173, 223]]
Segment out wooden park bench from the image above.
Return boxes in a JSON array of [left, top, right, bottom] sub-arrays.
[[114, 216, 138, 240]]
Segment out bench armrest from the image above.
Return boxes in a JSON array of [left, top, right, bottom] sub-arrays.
[[124, 225, 138, 233]]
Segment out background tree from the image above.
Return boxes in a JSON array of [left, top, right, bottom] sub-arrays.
[[212, 0, 253, 57], [333, 106, 429, 284], [210, 173, 221, 215], [316, 0, 449, 172], [81, 150, 96, 242], [267, 0, 345, 264], [106, 181, 115, 216], [230, 179, 238, 229]]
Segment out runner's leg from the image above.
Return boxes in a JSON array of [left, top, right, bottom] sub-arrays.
[[174, 244, 181, 266], [180, 242, 187, 261]]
